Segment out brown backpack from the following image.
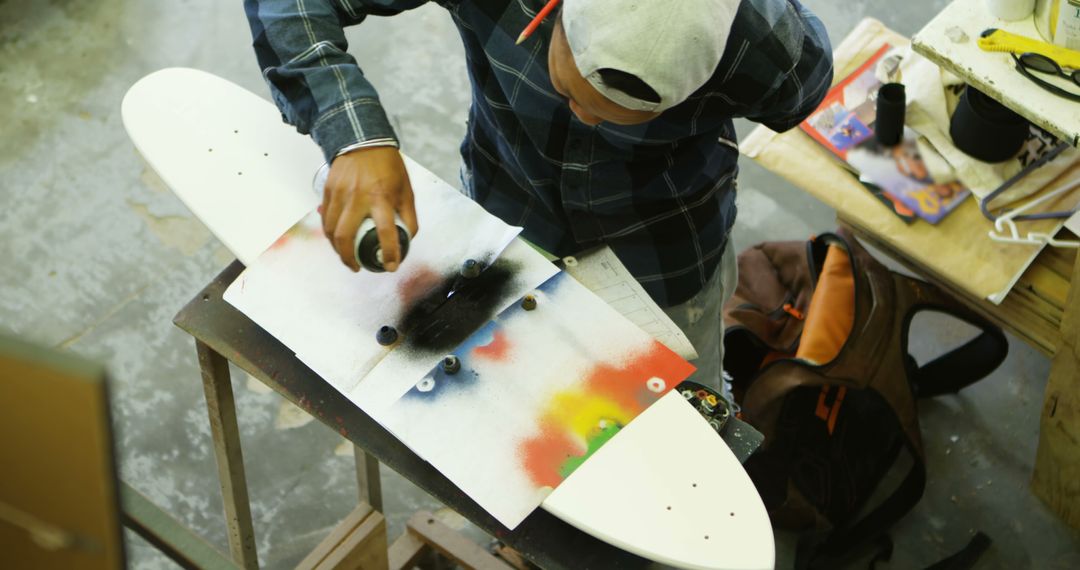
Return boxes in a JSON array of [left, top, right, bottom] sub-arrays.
[[722, 230, 1006, 568]]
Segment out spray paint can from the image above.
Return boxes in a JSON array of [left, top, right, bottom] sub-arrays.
[[313, 162, 412, 272]]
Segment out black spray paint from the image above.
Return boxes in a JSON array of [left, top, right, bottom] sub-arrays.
[[397, 258, 521, 355]]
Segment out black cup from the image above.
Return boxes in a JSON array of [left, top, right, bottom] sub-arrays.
[[875, 83, 906, 147], [949, 85, 1029, 163]]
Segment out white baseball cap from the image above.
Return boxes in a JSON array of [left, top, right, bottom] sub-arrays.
[[561, 0, 739, 112]]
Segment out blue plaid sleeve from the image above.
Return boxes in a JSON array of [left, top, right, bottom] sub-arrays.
[[717, 0, 834, 132], [244, 0, 430, 161]]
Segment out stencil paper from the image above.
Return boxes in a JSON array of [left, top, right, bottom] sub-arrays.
[[372, 271, 696, 528], [223, 181, 533, 395]]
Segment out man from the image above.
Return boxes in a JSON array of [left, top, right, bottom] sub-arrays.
[[244, 0, 832, 397]]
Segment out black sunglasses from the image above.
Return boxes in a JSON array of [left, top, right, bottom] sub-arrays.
[[1011, 52, 1080, 102]]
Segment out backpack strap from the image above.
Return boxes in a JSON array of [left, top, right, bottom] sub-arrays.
[[924, 532, 993, 570], [898, 289, 1006, 397], [795, 440, 926, 570], [893, 274, 1009, 398]]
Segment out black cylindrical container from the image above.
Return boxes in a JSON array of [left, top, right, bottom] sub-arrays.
[[949, 85, 1030, 163], [875, 83, 906, 147]]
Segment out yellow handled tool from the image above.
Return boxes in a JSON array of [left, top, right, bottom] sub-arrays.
[[978, 28, 1080, 69]]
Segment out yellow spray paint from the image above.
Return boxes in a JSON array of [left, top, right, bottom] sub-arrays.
[[547, 389, 633, 440]]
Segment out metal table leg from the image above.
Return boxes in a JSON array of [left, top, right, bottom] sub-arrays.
[[354, 445, 384, 513], [197, 340, 260, 569]]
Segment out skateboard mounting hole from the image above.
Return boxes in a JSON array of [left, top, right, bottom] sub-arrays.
[[202, 294, 209, 301], [234, 129, 239, 134], [238, 172, 242, 176], [730, 512, 735, 517], [208, 148, 213, 152], [427, 518, 434, 524], [666, 506, 671, 511], [705, 535, 710, 540], [263, 152, 269, 157], [692, 483, 697, 488]]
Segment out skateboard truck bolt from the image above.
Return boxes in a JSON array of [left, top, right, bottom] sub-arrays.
[[375, 325, 398, 346], [521, 294, 537, 311], [441, 355, 461, 375], [460, 259, 481, 279]]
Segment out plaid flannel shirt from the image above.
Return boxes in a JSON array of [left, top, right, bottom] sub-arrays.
[[245, 0, 833, 306]]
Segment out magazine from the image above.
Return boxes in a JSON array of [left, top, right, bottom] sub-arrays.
[[800, 44, 969, 224]]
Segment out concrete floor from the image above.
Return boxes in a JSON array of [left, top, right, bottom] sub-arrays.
[[1, 0, 1078, 567]]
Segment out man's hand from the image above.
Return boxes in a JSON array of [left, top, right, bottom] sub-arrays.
[[321, 146, 420, 272]]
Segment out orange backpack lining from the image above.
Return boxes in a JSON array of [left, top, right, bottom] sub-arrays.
[[751, 245, 856, 370], [795, 244, 856, 365]]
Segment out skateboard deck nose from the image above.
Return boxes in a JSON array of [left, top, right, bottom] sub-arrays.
[[121, 67, 322, 266], [544, 390, 774, 570]]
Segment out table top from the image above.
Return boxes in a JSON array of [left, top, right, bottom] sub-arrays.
[[912, 0, 1080, 147], [741, 18, 1076, 357], [173, 261, 651, 570]]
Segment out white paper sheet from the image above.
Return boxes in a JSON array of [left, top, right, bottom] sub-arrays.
[[223, 178, 523, 394], [560, 246, 698, 361], [1066, 210, 1080, 238], [369, 271, 696, 528]]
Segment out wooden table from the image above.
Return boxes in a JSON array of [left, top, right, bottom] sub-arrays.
[[743, 16, 1080, 529], [174, 261, 653, 569], [913, 1, 1080, 529]]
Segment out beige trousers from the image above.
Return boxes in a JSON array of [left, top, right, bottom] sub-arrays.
[[660, 239, 739, 402]]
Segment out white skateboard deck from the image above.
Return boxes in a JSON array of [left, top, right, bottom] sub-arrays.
[[121, 68, 774, 570]]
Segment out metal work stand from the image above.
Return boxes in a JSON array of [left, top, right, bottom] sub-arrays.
[[195, 340, 260, 568], [174, 261, 649, 569], [195, 339, 386, 568]]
